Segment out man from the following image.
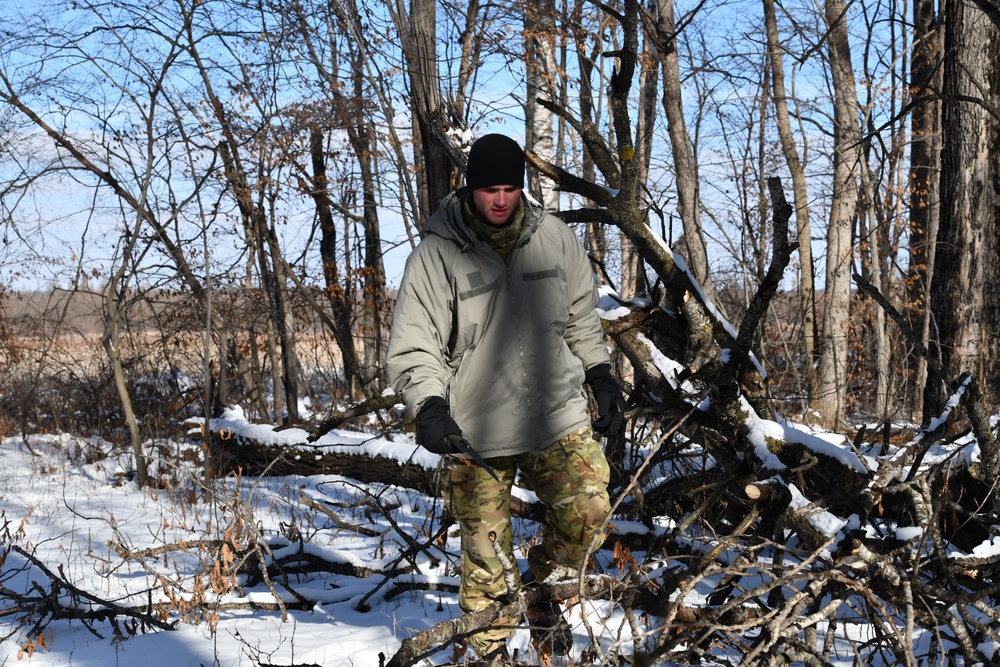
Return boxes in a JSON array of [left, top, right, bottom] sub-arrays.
[[386, 133, 624, 663]]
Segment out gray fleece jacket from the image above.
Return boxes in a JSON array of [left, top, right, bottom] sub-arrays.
[[386, 190, 610, 458]]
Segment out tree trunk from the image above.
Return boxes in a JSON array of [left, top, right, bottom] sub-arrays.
[[623, 0, 658, 302], [264, 221, 300, 424], [570, 0, 606, 264], [926, 0, 1000, 413], [245, 269, 272, 422], [814, 0, 862, 429], [308, 129, 365, 398], [525, 0, 560, 211], [858, 174, 892, 421], [264, 314, 285, 422], [654, 0, 722, 311], [764, 0, 817, 406], [399, 0, 454, 220], [102, 300, 149, 488], [344, 120, 388, 392], [906, 0, 942, 421]]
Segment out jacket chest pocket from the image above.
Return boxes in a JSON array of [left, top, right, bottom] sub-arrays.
[[521, 267, 569, 329], [450, 268, 502, 358]]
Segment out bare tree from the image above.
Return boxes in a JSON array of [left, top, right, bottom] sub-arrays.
[[174, 0, 312, 423], [764, 0, 817, 406], [392, 0, 458, 221], [650, 0, 723, 311], [926, 0, 1000, 413], [566, 0, 611, 267], [0, 3, 211, 484], [282, 0, 391, 397], [525, 0, 560, 211], [906, 0, 942, 420], [813, 0, 863, 430], [623, 0, 659, 303]]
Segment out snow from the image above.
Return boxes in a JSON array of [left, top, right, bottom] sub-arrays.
[[0, 434, 437, 666], [776, 421, 868, 473], [927, 377, 971, 433], [952, 535, 1000, 561], [0, 411, 989, 666], [633, 327, 869, 475], [0, 430, 676, 666], [204, 404, 447, 471], [980, 639, 999, 660], [0, 350, 989, 666], [874, 377, 976, 483], [634, 333, 706, 409], [894, 526, 925, 542], [736, 401, 869, 476], [595, 285, 633, 320], [787, 483, 850, 543]]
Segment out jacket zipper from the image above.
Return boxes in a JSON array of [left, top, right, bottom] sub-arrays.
[[503, 249, 539, 451]]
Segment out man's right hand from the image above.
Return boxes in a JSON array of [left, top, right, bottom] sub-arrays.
[[414, 396, 462, 454]]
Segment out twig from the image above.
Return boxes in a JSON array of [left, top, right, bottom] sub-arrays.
[[355, 520, 452, 613], [297, 487, 379, 536], [488, 531, 519, 600], [11, 545, 176, 632]]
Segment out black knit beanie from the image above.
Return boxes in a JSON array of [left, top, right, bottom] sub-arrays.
[[465, 134, 525, 190]]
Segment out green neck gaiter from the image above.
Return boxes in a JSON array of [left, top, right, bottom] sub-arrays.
[[462, 193, 525, 262]]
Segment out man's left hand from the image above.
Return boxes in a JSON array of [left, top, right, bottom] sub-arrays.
[[585, 363, 625, 436]]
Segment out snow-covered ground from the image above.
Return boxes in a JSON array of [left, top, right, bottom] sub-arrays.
[[0, 400, 992, 666], [0, 426, 645, 666]]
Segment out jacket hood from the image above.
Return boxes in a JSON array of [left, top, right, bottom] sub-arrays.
[[424, 188, 544, 250]]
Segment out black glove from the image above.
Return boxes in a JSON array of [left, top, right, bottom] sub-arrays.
[[414, 396, 462, 454], [585, 363, 625, 436]]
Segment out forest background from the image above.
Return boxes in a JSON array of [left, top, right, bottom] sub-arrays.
[[1, 0, 1000, 664], [2, 0, 996, 442]]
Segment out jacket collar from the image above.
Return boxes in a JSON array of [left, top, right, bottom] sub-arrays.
[[424, 188, 543, 249]]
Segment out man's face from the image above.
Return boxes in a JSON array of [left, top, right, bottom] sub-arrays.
[[472, 185, 522, 226]]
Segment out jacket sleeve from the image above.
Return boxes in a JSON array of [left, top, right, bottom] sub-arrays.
[[386, 243, 455, 418], [558, 217, 611, 372]]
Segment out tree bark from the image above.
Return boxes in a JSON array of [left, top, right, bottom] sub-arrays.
[[814, 0, 862, 429], [625, 0, 659, 302], [906, 0, 942, 421], [525, 0, 560, 211], [307, 128, 365, 398], [926, 0, 1000, 414], [265, 222, 301, 424], [103, 301, 150, 488], [345, 109, 388, 393], [569, 0, 607, 266], [398, 0, 455, 220]]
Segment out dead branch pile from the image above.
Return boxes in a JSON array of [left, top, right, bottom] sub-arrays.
[[184, 176, 1000, 666]]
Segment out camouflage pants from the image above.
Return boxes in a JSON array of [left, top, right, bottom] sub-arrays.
[[443, 427, 611, 656]]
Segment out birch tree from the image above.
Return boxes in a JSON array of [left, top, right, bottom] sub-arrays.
[[525, 0, 560, 211]]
